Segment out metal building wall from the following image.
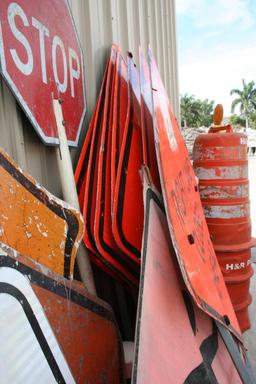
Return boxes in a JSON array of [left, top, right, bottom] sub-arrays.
[[0, 0, 179, 197]]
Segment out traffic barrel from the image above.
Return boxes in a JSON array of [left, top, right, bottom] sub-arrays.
[[193, 116, 255, 332]]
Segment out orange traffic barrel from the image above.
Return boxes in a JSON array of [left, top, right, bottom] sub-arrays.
[[193, 122, 255, 332]]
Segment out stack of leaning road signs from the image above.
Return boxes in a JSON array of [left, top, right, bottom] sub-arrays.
[[0, 148, 123, 383], [76, 44, 255, 382], [76, 45, 144, 287]]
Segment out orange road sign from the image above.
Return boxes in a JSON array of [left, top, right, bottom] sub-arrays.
[[0, 148, 83, 278], [111, 52, 128, 207], [0, 242, 124, 383], [113, 55, 144, 263], [148, 48, 241, 338], [82, 60, 108, 257]]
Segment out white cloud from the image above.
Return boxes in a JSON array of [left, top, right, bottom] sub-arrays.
[[176, 0, 254, 28], [178, 42, 256, 115]]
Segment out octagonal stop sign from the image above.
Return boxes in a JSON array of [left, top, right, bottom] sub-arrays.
[[0, 0, 86, 146]]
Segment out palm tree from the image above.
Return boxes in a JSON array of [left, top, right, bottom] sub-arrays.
[[230, 79, 256, 129], [180, 94, 200, 128]]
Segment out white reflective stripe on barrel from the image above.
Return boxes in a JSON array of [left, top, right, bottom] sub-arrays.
[[195, 165, 248, 180], [203, 203, 250, 219], [199, 184, 249, 199], [193, 145, 247, 161]]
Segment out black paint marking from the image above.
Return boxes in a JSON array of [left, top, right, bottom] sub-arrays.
[[182, 290, 196, 335], [184, 321, 218, 384]]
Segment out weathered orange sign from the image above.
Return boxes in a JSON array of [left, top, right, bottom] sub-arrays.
[[112, 55, 144, 264], [0, 242, 123, 383], [148, 48, 241, 337], [0, 148, 83, 278]]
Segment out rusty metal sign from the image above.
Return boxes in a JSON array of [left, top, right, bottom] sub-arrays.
[[0, 147, 83, 278], [148, 48, 241, 337], [0, 242, 123, 383], [132, 181, 251, 383]]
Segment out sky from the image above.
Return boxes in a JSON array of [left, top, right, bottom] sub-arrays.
[[176, 0, 256, 115]]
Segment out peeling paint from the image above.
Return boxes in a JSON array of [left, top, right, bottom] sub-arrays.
[[199, 184, 249, 199], [203, 203, 249, 219], [0, 148, 84, 277], [195, 165, 248, 180], [194, 145, 247, 161]]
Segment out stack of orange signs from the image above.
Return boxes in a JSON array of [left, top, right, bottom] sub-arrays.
[[76, 45, 147, 287], [76, 44, 251, 344], [76, 45, 255, 377]]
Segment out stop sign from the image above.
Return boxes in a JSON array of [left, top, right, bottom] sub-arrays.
[[0, 0, 86, 146]]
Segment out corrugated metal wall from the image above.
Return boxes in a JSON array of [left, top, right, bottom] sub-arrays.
[[0, 0, 179, 197]]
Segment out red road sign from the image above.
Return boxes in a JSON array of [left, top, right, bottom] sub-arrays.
[[0, 0, 86, 146]]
